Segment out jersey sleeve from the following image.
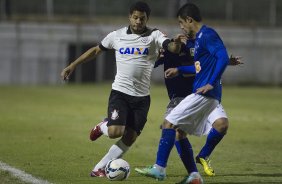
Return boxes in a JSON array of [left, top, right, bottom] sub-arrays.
[[100, 31, 116, 49], [177, 65, 196, 74], [154, 56, 165, 68], [203, 29, 229, 85], [203, 29, 226, 56], [154, 30, 170, 49]]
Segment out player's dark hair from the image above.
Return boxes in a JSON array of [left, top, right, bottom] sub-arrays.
[[177, 3, 202, 22], [129, 1, 151, 17]]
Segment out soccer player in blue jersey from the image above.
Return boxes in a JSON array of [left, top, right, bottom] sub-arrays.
[[134, 3, 232, 184], [135, 39, 241, 183]]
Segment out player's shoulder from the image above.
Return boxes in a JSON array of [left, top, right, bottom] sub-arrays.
[[140, 27, 162, 37], [113, 27, 128, 35], [201, 25, 219, 37], [106, 27, 127, 36]]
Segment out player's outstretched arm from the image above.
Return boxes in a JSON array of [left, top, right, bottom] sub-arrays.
[[165, 65, 197, 78], [60, 46, 103, 81]]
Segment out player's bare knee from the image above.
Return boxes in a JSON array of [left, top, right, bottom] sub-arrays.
[[176, 129, 187, 140], [163, 119, 174, 129], [213, 118, 229, 134], [108, 126, 124, 139], [108, 132, 123, 139]]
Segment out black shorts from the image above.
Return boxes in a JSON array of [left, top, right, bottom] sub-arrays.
[[107, 90, 150, 135]]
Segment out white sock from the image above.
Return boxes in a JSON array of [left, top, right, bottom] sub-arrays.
[[190, 171, 200, 176], [100, 121, 108, 136], [93, 143, 126, 171]]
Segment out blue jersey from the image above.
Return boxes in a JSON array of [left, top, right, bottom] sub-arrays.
[[193, 25, 229, 102], [154, 42, 195, 100]]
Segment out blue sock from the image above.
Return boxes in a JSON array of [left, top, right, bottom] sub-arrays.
[[155, 129, 176, 167], [175, 138, 198, 174], [198, 128, 224, 158]]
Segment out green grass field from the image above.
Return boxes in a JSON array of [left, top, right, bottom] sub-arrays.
[[0, 84, 282, 184]]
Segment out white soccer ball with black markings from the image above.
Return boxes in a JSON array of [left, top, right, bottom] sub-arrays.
[[105, 158, 130, 181]]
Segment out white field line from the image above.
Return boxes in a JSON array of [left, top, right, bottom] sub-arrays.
[[0, 161, 51, 184]]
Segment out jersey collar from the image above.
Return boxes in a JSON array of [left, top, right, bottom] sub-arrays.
[[127, 26, 148, 35]]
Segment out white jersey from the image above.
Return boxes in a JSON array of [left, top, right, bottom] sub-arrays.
[[101, 27, 169, 96]]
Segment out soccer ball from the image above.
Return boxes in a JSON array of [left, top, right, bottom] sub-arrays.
[[105, 158, 130, 181]]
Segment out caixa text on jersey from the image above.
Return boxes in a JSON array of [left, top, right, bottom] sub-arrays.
[[119, 47, 149, 55]]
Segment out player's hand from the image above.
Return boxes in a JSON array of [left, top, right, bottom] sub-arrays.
[[229, 55, 243, 65], [169, 34, 185, 54], [196, 84, 214, 94], [157, 49, 165, 60], [60, 64, 76, 81], [174, 34, 187, 44], [164, 68, 179, 78]]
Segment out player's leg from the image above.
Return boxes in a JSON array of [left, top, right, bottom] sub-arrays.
[[135, 98, 181, 180], [148, 98, 184, 178], [91, 127, 137, 177], [90, 90, 127, 141], [89, 117, 108, 141], [91, 92, 150, 177], [171, 94, 217, 184], [90, 118, 129, 140], [136, 122, 193, 181], [175, 130, 198, 174], [174, 130, 203, 184], [196, 104, 228, 176], [137, 94, 216, 182], [90, 90, 129, 176], [213, 117, 229, 134], [167, 98, 199, 175], [90, 118, 127, 140], [135, 119, 175, 180]]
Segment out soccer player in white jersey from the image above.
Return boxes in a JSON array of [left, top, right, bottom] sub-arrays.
[[60, 1, 182, 178], [134, 3, 231, 184]]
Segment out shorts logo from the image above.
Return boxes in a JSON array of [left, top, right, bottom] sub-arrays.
[[119, 47, 149, 55], [111, 109, 119, 120]]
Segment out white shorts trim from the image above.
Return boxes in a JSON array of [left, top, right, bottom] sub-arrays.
[[202, 104, 228, 135], [208, 104, 228, 125], [165, 94, 219, 136]]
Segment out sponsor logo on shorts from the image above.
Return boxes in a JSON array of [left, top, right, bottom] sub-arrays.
[[111, 109, 119, 120]]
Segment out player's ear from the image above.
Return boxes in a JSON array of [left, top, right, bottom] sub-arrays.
[[186, 17, 193, 23], [129, 13, 134, 20]]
